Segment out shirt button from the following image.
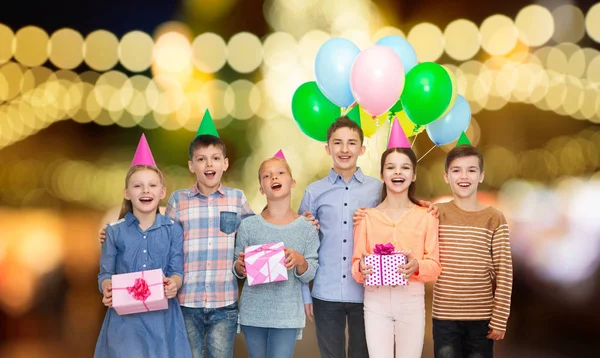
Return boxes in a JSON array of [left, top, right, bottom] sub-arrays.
[[343, 239, 347, 243], [143, 264, 146, 268], [143, 250, 147, 253], [343, 275, 346, 278], [345, 187, 348, 190], [344, 203, 347, 206], [343, 257, 346, 260], [343, 221, 347, 224], [143, 236, 146, 239]]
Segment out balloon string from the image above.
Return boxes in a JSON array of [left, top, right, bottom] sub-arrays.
[[411, 132, 419, 148], [417, 145, 436, 162]]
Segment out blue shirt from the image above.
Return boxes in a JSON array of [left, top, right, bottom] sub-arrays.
[[299, 168, 381, 303]]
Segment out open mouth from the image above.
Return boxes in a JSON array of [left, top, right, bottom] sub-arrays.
[[204, 170, 216, 179], [271, 183, 282, 190], [338, 155, 351, 161], [458, 182, 471, 188], [139, 197, 154, 204], [391, 178, 405, 184]]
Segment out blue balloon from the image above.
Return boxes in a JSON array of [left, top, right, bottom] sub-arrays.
[[315, 38, 360, 108], [375, 36, 418, 74], [426, 95, 471, 146]]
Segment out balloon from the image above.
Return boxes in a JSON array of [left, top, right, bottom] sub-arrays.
[[400, 62, 454, 126], [350, 45, 405, 117], [315, 38, 361, 108], [375, 36, 418, 73], [425, 95, 471, 146], [396, 110, 424, 137], [389, 99, 403, 113], [438, 65, 458, 118], [291, 81, 341, 142]]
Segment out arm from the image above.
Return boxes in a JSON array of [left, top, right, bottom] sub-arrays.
[[299, 190, 315, 304], [412, 213, 442, 282], [298, 190, 313, 217], [165, 193, 178, 222], [351, 215, 369, 284], [98, 225, 118, 293], [489, 216, 513, 332], [233, 223, 249, 279], [166, 223, 184, 286], [240, 191, 255, 220], [294, 226, 320, 283]]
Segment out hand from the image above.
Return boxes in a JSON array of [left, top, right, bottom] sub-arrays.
[[98, 222, 109, 244], [420, 201, 439, 219], [235, 252, 247, 277], [398, 251, 419, 279], [301, 211, 320, 231], [353, 207, 367, 226], [487, 328, 505, 340], [163, 277, 179, 299], [284, 248, 307, 271], [304, 304, 314, 322], [102, 280, 113, 307], [360, 254, 373, 281]]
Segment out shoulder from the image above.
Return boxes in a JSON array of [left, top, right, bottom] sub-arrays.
[[168, 188, 193, 201], [108, 218, 125, 227], [221, 186, 247, 200], [239, 214, 260, 228], [486, 206, 508, 228], [304, 176, 331, 192]]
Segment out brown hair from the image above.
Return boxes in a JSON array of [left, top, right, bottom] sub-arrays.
[[326, 116, 364, 144], [188, 134, 227, 160], [118, 165, 166, 219], [445, 145, 484, 172], [379, 148, 419, 205]]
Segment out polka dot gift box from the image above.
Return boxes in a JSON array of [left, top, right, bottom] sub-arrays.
[[364, 243, 408, 286]]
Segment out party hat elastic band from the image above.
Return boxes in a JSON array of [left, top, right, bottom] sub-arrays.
[[131, 134, 156, 167], [196, 109, 219, 138], [387, 116, 411, 149], [273, 149, 286, 160]]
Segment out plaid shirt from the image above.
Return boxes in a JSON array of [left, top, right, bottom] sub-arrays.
[[166, 184, 254, 308]]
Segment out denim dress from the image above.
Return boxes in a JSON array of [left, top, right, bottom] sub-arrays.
[[94, 212, 192, 358]]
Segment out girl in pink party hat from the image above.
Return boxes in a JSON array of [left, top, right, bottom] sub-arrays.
[[351, 118, 441, 358], [233, 150, 320, 358], [95, 134, 192, 358]]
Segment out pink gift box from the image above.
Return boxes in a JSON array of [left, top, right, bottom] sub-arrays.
[[244, 242, 288, 286], [111, 269, 168, 315], [365, 248, 408, 286]]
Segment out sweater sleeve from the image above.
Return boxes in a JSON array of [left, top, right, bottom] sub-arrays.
[[352, 214, 369, 284], [233, 222, 250, 279], [412, 212, 442, 282], [294, 225, 320, 283], [489, 214, 513, 331]]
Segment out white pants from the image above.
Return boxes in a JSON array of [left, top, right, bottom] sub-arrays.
[[363, 283, 425, 358]]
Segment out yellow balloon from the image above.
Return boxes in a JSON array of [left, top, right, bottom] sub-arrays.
[[395, 110, 425, 137], [359, 108, 387, 137], [438, 65, 458, 118]]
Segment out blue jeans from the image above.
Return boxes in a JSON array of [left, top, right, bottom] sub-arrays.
[[433, 319, 494, 358], [240, 325, 297, 358], [181, 302, 238, 358]]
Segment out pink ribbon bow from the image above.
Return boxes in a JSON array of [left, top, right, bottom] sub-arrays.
[[373, 243, 395, 255], [127, 278, 151, 302]]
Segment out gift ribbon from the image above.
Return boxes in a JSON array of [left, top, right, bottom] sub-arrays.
[[246, 244, 283, 282], [112, 270, 163, 311]]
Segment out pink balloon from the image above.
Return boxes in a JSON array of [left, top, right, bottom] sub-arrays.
[[350, 45, 405, 116]]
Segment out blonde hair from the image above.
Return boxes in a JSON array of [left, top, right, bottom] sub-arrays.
[[118, 165, 166, 219], [257, 157, 293, 212]]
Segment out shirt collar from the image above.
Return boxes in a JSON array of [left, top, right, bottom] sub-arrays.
[[124, 211, 173, 228], [327, 168, 365, 184], [189, 183, 225, 198]]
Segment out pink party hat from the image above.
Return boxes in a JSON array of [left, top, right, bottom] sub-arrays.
[[131, 134, 156, 167], [387, 116, 411, 149], [273, 149, 286, 160]]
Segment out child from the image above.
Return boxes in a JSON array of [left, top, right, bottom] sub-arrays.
[[300, 117, 437, 357], [432, 144, 513, 358], [233, 154, 320, 358], [95, 135, 192, 358], [351, 121, 441, 358]]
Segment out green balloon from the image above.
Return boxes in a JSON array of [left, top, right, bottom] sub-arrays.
[[389, 99, 403, 114], [291, 81, 341, 142], [400, 62, 453, 126]]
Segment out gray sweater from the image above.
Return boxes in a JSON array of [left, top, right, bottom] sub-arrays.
[[233, 215, 320, 330]]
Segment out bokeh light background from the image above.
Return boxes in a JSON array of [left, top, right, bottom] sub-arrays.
[[1, 0, 600, 357]]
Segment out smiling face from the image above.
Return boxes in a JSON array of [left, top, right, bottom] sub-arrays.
[[258, 158, 295, 200], [188, 144, 229, 194], [444, 155, 484, 199], [123, 168, 166, 215], [326, 127, 365, 174], [381, 151, 416, 195]]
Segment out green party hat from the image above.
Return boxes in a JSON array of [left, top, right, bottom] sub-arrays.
[[196, 109, 219, 138], [456, 132, 471, 146]]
